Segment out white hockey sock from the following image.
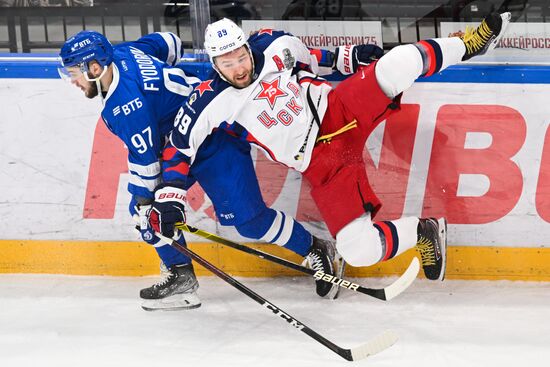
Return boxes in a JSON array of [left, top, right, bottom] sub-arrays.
[[378, 216, 419, 259], [335, 215, 420, 267], [375, 37, 466, 99], [413, 37, 466, 77]]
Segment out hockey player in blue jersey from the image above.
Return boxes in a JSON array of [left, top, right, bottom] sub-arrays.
[[58, 30, 370, 310], [59, 30, 205, 310]]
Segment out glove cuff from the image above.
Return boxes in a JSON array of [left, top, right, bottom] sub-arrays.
[[334, 45, 357, 75], [138, 205, 151, 230], [154, 185, 187, 203]]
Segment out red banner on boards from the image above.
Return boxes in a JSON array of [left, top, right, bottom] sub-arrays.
[[83, 103, 531, 225]]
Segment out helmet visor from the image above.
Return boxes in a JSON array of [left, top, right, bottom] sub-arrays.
[[57, 62, 87, 82]]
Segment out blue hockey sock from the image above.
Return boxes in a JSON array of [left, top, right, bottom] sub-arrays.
[[280, 219, 312, 257], [236, 208, 312, 257], [153, 235, 191, 267]]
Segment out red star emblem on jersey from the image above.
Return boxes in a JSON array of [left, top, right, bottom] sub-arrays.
[[254, 77, 288, 109], [195, 80, 213, 97], [258, 28, 274, 36]]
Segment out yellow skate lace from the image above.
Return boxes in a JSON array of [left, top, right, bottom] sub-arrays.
[[461, 20, 493, 55], [416, 237, 436, 266]]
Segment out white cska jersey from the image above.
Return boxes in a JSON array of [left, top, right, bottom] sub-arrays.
[[170, 30, 333, 173]]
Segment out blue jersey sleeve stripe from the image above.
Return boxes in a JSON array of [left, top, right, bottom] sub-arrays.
[[128, 161, 161, 178], [169, 32, 181, 65], [128, 170, 162, 181], [129, 174, 160, 192], [156, 32, 180, 66]]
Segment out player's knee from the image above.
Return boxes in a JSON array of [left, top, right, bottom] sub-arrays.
[[336, 217, 382, 267], [375, 44, 423, 98]]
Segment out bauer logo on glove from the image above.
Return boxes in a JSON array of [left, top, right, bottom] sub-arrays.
[[157, 191, 186, 200], [148, 183, 187, 238], [334, 44, 384, 75]]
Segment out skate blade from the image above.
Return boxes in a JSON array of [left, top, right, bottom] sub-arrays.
[[437, 218, 448, 281], [141, 291, 202, 311], [488, 12, 511, 53]]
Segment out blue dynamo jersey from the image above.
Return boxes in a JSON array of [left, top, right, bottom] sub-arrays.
[[100, 33, 201, 204]]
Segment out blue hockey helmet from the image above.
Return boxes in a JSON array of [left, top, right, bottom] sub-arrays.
[[59, 30, 113, 81], [60, 30, 113, 69]]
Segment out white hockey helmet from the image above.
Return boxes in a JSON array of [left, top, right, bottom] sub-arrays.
[[204, 18, 247, 61]]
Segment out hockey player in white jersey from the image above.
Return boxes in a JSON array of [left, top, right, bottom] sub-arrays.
[[148, 13, 512, 282], [59, 30, 363, 310]]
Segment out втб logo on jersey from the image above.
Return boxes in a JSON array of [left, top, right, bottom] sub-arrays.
[[254, 77, 288, 109], [113, 97, 143, 116]]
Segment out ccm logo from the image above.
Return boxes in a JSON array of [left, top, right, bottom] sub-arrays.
[[158, 193, 185, 200]]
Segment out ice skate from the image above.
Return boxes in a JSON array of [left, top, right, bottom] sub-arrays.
[[140, 262, 201, 311], [461, 12, 511, 61], [303, 237, 343, 299], [416, 218, 447, 281]]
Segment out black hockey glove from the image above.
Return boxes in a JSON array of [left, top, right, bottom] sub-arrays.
[[334, 44, 384, 75], [148, 183, 187, 239]]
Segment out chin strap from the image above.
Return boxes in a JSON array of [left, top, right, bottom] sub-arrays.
[[85, 64, 110, 105], [96, 79, 105, 105]]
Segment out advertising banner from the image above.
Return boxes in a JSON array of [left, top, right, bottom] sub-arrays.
[[242, 20, 383, 50], [2, 73, 550, 248]]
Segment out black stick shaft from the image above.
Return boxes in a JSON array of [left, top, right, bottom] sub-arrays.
[[169, 239, 353, 361], [177, 223, 386, 300]]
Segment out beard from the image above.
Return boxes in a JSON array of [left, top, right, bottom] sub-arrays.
[[228, 70, 254, 89], [84, 72, 99, 99]]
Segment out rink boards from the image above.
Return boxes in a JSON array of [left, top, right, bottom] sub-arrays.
[[1, 57, 550, 280]]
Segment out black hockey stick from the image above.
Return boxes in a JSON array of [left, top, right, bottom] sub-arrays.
[[175, 222, 420, 301], [158, 232, 398, 361]]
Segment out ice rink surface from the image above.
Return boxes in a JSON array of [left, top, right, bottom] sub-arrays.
[[1, 273, 549, 367]]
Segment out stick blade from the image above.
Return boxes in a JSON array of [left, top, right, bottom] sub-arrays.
[[384, 257, 420, 301], [350, 330, 399, 361]]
